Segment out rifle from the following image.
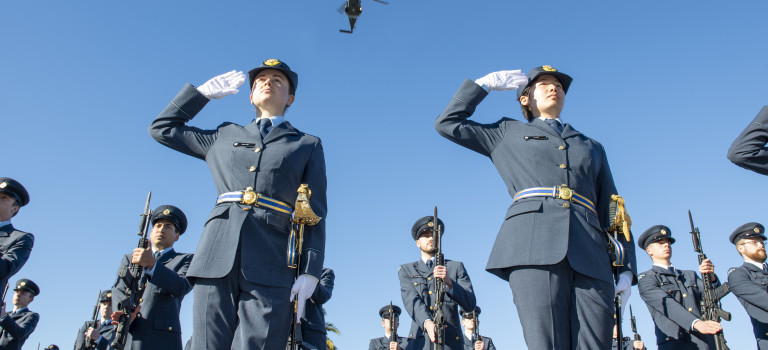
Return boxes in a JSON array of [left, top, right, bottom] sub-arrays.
[[389, 301, 397, 344], [471, 309, 481, 345], [288, 184, 322, 350], [629, 305, 641, 342], [81, 290, 101, 350], [111, 191, 152, 350], [689, 210, 731, 350], [431, 206, 445, 350], [608, 195, 631, 346]]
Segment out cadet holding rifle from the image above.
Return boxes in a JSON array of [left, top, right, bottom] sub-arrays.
[[77, 290, 115, 350], [0, 278, 39, 350], [459, 307, 495, 350], [726, 222, 768, 350], [0, 178, 34, 292], [110, 204, 193, 350], [398, 215, 476, 350], [637, 224, 724, 350], [368, 304, 411, 350], [612, 306, 645, 350]]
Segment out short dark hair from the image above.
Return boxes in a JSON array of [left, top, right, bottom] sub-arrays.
[[518, 84, 535, 122]]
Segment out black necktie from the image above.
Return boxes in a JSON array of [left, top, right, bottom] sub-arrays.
[[668, 266, 676, 275], [426, 259, 434, 271], [546, 119, 563, 135], [258, 118, 272, 139], [154, 251, 162, 260], [763, 264, 767, 274]]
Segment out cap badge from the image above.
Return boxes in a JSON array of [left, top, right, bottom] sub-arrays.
[[107, 292, 112, 298], [660, 229, 667, 235], [0, 182, 6, 189], [755, 227, 761, 233], [427, 222, 434, 227], [163, 209, 171, 215], [542, 65, 557, 72], [264, 59, 281, 66], [19, 281, 25, 286]]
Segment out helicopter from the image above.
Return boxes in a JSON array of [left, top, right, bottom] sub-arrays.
[[338, 0, 389, 33]]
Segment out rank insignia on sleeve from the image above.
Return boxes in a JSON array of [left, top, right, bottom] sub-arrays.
[[163, 209, 171, 215], [542, 65, 557, 72], [264, 59, 281, 66]]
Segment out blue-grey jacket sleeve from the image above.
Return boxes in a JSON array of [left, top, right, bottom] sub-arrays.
[[638, 272, 698, 329], [728, 267, 768, 312], [0, 233, 33, 282], [148, 254, 193, 298], [110, 255, 131, 312], [311, 268, 334, 304], [485, 337, 496, 350], [435, 79, 504, 157], [298, 140, 328, 280], [148, 83, 217, 160], [399, 266, 431, 329], [727, 106, 768, 175], [447, 262, 476, 312], [0, 311, 38, 339]]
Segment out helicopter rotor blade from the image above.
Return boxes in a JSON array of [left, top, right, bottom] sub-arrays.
[[372, 0, 389, 4], [337, 2, 346, 14]]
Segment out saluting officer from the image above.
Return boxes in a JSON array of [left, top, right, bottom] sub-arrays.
[[149, 59, 326, 350], [0, 278, 39, 350], [301, 267, 335, 350], [398, 216, 476, 350], [434, 66, 637, 349], [111, 205, 193, 350], [459, 307, 495, 350], [637, 225, 722, 349], [726, 222, 768, 349], [368, 304, 411, 350], [727, 106, 768, 174], [79, 290, 116, 350], [0, 178, 34, 291]]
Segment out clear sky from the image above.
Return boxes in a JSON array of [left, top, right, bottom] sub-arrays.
[[3, 0, 768, 348]]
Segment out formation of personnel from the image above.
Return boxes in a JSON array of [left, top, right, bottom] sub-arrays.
[[5, 60, 768, 349]]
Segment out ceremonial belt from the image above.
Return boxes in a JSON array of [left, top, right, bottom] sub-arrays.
[[512, 186, 596, 215], [216, 188, 293, 215]]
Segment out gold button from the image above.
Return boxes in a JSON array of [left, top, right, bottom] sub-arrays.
[[563, 202, 570, 208], [456, 337, 460, 340], [688, 307, 693, 312], [666, 338, 670, 341], [242, 206, 251, 211], [169, 327, 173, 331], [430, 306, 433, 310], [429, 291, 433, 295], [428, 277, 432, 281], [413, 282, 418, 286], [254, 147, 261, 153], [559, 163, 566, 169], [682, 293, 687, 298], [558, 145, 566, 150], [249, 166, 256, 172]]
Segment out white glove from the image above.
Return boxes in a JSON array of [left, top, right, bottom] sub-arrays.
[[290, 274, 319, 322], [474, 70, 528, 91], [615, 272, 633, 316], [196, 70, 246, 99]]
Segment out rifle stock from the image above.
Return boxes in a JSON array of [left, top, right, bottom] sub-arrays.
[[432, 206, 445, 350]]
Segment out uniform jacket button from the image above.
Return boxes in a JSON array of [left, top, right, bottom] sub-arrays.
[[429, 291, 433, 295], [413, 282, 418, 286], [429, 306, 433, 310], [562, 202, 570, 208], [558, 145, 566, 150], [249, 166, 257, 172], [169, 327, 173, 331], [254, 147, 261, 153], [688, 307, 693, 312], [559, 163, 567, 169], [428, 277, 432, 281], [682, 293, 687, 298]]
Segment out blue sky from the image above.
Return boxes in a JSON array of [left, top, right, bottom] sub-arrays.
[[3, 0, 768, 348]]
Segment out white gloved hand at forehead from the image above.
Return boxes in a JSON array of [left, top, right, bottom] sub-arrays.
[[196, 70, 246, 99], [475, 70, 528, 91], [290, 274, 319, 322]]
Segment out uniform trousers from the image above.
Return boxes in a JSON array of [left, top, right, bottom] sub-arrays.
[[508, 259, 614, 350], [191, 239, 292, 350]]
